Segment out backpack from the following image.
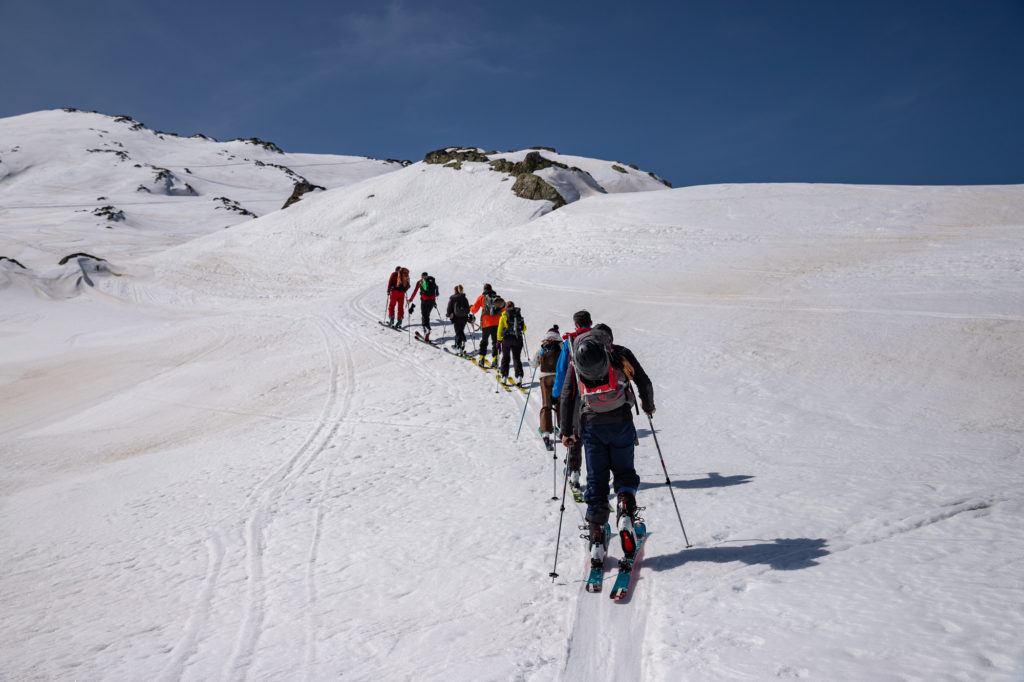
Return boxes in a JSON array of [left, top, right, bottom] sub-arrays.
[[572, 328, 633, 414], [452, 294, 470, 318], [539, 338, 562, 372], [398, 268, 410, 291], [421, 275, 438, 297], [483, 292, 505, 316], [504, 306, 524, 337]]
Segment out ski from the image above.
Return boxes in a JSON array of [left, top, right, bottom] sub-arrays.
[[495, 375, 512, 392], [585, 522, 613, 593], [609, 522, 648, 601], [414, 331, 440, 346], [378, 320, 407, 331], [442, 346, 474, 360]]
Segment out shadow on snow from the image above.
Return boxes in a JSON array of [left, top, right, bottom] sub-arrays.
[[646, 538, 830, 573], [638, 471, 754, 492]]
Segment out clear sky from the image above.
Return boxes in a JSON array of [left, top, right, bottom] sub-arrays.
[[2, 0, 1022, 187]]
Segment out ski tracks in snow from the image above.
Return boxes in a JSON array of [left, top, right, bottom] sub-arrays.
[[222, 314, 357, 681], [562, 544, 653, 682], [154, 313, 357, 682]]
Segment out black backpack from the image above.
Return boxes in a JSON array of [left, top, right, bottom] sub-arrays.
[[504, 306, 524, 337], [452, 294, 470, 318], [421, 275, 438, 297]]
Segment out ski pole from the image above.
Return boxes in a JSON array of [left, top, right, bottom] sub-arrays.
[[648, 415, 693, 548], [551, 441, 558, 500], [549, 447, 572, 581], [515, 365, 539, 440]]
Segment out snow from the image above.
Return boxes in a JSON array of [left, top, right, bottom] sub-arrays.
[[2, 111, 1024, 681]]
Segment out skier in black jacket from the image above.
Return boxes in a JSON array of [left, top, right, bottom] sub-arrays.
[[446, 284, 472, 353], [560, 323, 655, 572]]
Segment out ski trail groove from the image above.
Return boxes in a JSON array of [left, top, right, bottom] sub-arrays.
[[223, 315, 344, 681]]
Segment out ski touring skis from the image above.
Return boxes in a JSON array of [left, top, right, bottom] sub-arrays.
[[495, 375, 512, 392], [609, 522, 648, 601], [414, 331, 440, 346], [378, 320, 407, 331], [585, 522, 613, 593]]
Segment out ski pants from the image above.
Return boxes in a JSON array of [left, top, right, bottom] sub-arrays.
[[419, 298, 436, 331], [581, 420, 639, 525], [539, 374, 558, 434], [478, 325, 499, 360], [452, 317, 468, 348], [388, 290, 405, 322], [500, 335, 524, 378]]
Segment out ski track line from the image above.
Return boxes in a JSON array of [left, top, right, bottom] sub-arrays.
[[223, 314, 346, 682], [156, 533, 226, 682], [302, 316, 359, 678]]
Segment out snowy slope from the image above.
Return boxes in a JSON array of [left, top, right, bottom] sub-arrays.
[[0, 109, 404, 269], [1, 113, 1023, 681]]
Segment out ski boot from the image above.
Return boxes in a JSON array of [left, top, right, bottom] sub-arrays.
[[477, 355, 487, 368], [569, 468, 582, 492], [388, 316, 395, 326], [541, 432, 553, 451], [583, 514, 611, 571], [424, 331, 430, 342], [616, 490, 644, 560]]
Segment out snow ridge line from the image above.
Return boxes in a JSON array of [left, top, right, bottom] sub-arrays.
[[223, 314, 348, 681]]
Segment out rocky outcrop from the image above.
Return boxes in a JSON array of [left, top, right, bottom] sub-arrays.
[[424, 147, 491, 165], [282, 180, 327, 209], [511, 173, 566, 209], [489, 151, 568, 176], [214, 197, 257, 218], [93, 205, 125, 223], [231, 137, 284, 153]]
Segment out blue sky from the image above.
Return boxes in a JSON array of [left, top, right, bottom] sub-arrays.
[[2, 0, 1022, 186]]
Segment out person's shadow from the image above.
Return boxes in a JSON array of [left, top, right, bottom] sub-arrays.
[[647, 537, 829, 572], [638, 471, 754, 492]]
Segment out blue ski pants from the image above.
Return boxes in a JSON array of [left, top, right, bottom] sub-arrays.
[[581, 420, 639, 524]]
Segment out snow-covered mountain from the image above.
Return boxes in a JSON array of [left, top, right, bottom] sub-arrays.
[[2, 110, 1023, 681]]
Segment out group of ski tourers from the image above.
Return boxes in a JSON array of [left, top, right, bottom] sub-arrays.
[[385, 267, 659, 596], [386, 267, 530, 387]]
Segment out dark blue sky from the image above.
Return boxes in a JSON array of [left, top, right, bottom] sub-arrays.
[[2, 0, 1022, 186]]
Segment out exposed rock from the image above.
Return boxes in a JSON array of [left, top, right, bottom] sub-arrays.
[[214, 197, 257, 218], [511, 174, 566, 209], [112, 115, 145, 131], [231, 137, 284, 153], [87, 148, 130, 162], [0, 256, 27, 269], [282, 180, 327, 209], [424, 147, 490, 165], [489, 151, 568, 176], [386, 158, 413, 166], [530, 146, 557, 152], [649, 171, 672, 187], [611, 164, 628, 174], [93, 205, 125, 222], [58, 252, 105, 266]]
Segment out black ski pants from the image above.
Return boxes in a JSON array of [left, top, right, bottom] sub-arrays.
[[478, 325, 498, 360], [500, 335, 524, 378]]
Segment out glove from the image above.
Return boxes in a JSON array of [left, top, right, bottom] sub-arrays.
[[408, 303, 416, 314], [469, 314, 475, 323], [495, 340, 502, 354]]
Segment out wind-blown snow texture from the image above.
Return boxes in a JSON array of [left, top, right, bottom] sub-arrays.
[[2, 110, 1023, 681]]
